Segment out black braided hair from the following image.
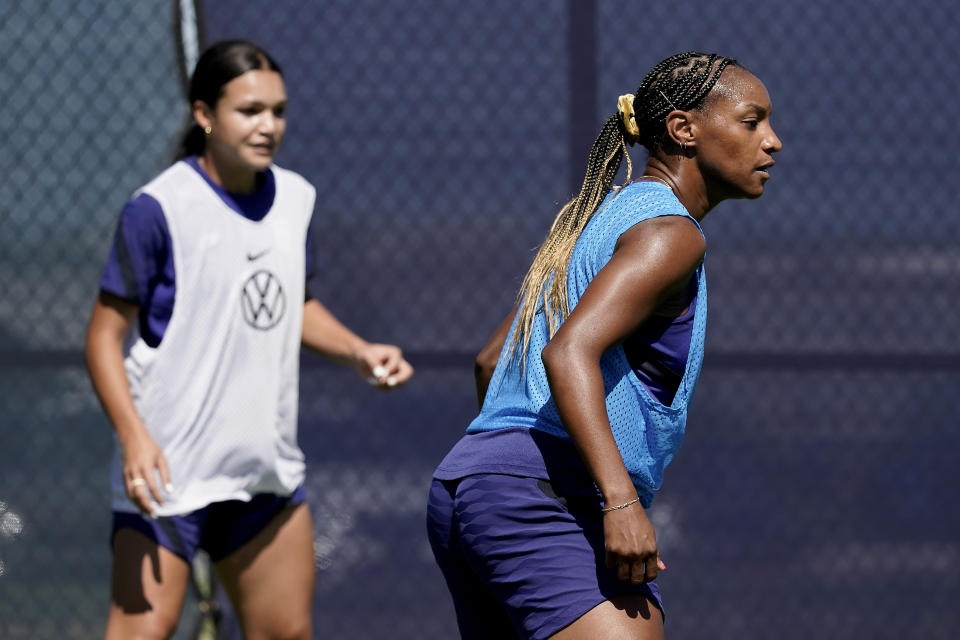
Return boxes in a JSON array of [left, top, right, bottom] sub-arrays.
[[631, 52, 739, 152], [563, 113, 625, 236]]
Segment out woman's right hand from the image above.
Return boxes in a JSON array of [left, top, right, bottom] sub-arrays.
[[120, 427, 172, 517], [603, 502, 666, 583], [86, 293, 172, 517]]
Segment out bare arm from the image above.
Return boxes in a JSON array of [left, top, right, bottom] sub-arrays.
[[85, 292, 170, 515], [540, 216, 705, 583], [474, 306, 517, 410], [302, 298, 414, 388]]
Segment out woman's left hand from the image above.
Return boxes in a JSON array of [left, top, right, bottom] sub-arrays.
[[301, 300, 414, 388], [603, 502, 666, 583], [355, 343, 414, 389]]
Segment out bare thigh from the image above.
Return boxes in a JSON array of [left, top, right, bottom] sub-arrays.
[[549, 593, 665, 640], [215, 502, 316, 640], [105, 528, 191, 640]]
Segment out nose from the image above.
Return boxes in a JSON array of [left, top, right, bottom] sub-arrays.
[[764, 124, 783, 154], [258, 111, 277, 136]]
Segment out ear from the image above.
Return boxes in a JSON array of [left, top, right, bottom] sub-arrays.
[[664, 110, 697, 149], [192, 100, 214, 131]]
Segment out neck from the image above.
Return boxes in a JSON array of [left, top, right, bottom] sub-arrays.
[[198, 153, 258, 194], [642, 156, 716, 222]]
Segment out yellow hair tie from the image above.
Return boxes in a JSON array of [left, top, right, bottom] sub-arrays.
[[617, 93, 640, 138]]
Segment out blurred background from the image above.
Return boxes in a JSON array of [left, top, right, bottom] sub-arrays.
[[1, 0, 958, 637]]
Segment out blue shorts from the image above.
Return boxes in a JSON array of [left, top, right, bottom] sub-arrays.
[[427, 474, 663, 640], [111, 486, 306, 563]]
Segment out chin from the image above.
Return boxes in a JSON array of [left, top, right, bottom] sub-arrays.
[[743, 178, 768, 199], [728, 184, 764, 200], [245, 156, 274, 171]]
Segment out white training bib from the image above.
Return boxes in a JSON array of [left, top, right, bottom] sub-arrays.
[[111, 162, 315, 515]]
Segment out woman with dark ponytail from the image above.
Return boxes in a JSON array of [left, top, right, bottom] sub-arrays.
[[427, 52, 781, 639], [85, 40, 413, 639]]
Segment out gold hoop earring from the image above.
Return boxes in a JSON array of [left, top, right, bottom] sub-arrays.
[[203, 126, 212, 135]]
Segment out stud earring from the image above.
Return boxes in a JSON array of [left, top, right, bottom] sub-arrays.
[[203, 126, 212, 135]]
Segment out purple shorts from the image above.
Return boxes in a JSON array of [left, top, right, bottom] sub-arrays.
[[111, 486, 306, 563], [427, 474, 663, 640]]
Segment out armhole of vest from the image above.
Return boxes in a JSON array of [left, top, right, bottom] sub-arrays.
[[140, 186, 177, 306]]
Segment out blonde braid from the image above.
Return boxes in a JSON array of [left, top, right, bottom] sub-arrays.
[[507, 114, 631, 369]]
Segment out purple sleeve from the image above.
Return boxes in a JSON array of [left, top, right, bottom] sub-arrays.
[[99, 193, 171, 305]]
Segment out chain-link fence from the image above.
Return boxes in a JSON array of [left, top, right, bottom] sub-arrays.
[[1, 0, 958, 637]]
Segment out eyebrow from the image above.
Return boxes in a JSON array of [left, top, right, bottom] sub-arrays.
[[743, 102, 772, 116], [238, 99, 288, 108]]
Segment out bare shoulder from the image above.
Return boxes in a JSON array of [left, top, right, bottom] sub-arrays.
[[615, 215, 706, 271]]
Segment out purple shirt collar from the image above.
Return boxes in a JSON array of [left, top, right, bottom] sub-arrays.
[[184, 155, 276, 222]]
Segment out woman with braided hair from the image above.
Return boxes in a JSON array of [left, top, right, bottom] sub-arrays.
[[426, 52, 781, 639]]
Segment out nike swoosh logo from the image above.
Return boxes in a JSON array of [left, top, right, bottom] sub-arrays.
[[247, 249, 270, 261]]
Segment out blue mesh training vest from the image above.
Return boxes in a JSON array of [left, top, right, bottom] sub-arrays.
[[467, 180, 707, 503]]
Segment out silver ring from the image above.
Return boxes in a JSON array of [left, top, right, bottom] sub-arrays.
[[130, 478, 147, 488]]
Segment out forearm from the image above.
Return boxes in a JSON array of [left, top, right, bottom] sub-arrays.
[[474, 361, 494, 410], [542, 343, 638, 505], [84, 330, 148, 446], [475, 306, 517, 409], [301, 299, 369, 367]]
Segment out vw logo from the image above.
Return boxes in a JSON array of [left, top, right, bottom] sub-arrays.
[[241, 269, 286, 330]]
